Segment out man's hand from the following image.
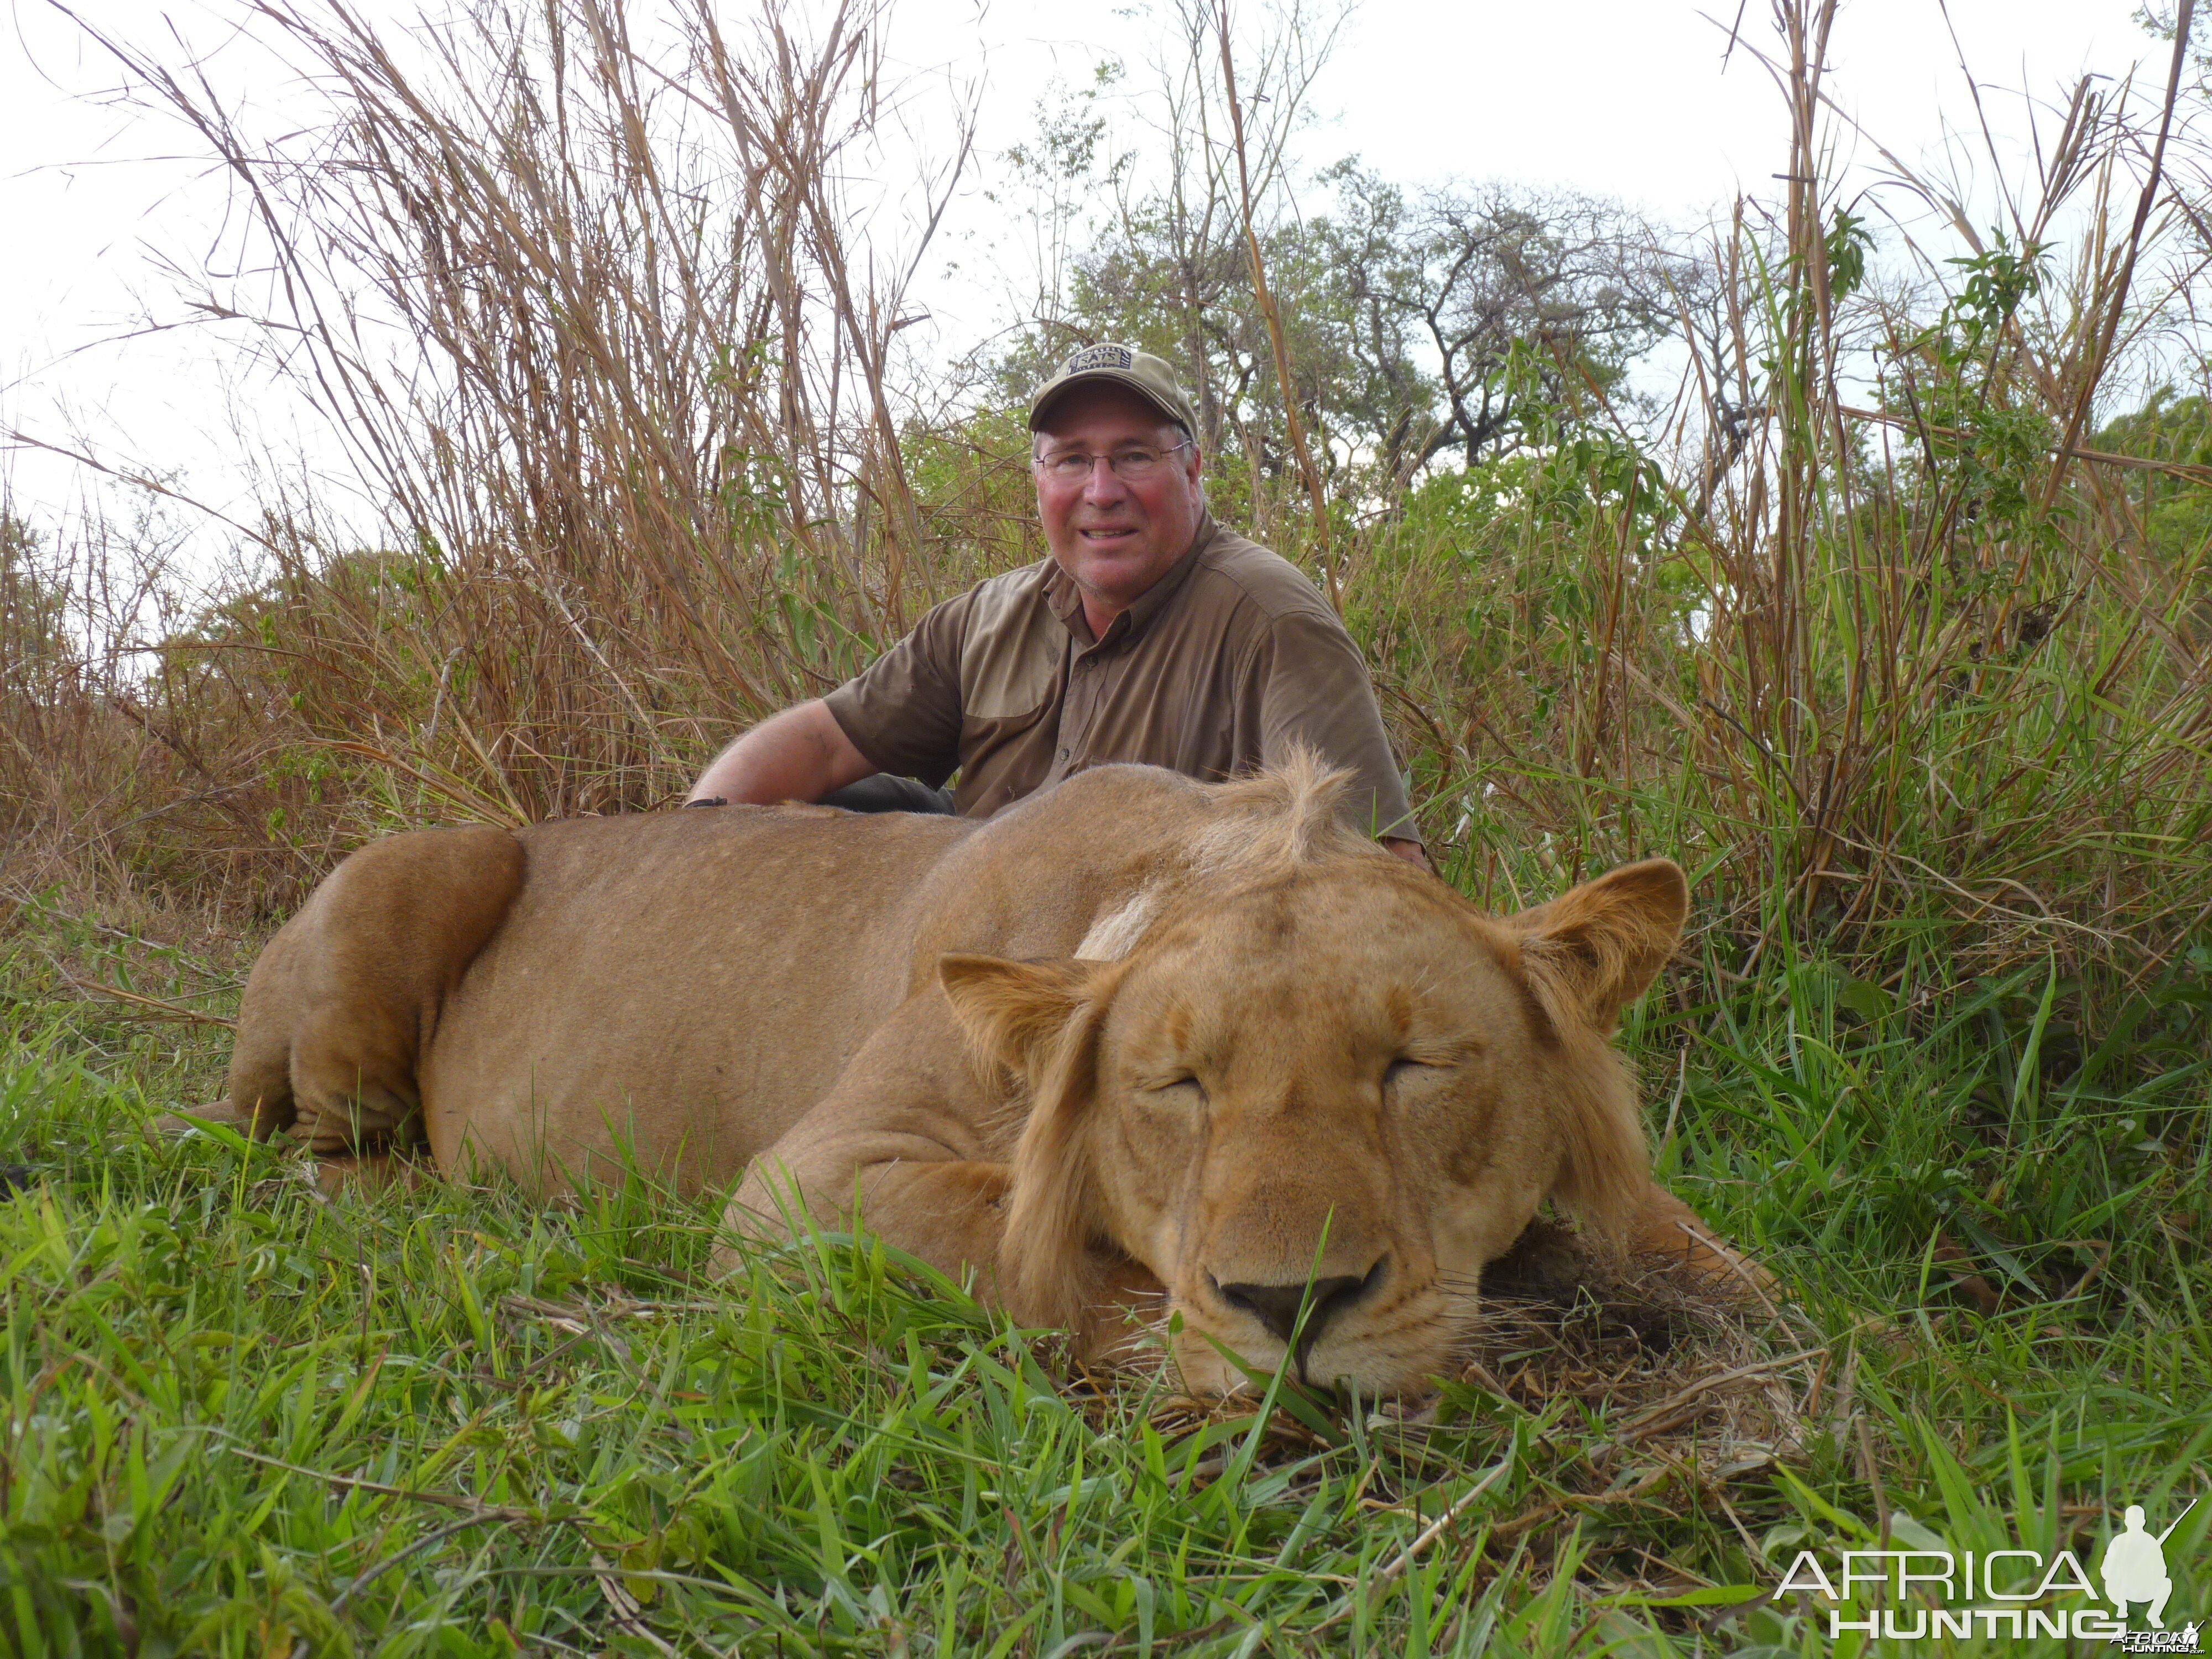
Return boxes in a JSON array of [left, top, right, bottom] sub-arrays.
[[688, 698, 878, 806]]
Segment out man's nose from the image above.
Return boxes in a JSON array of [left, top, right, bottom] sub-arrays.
[[1081, 459, 1132, 504]]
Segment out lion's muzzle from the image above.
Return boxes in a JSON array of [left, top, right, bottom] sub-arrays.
[[1208, 1254, 1390, 1372]]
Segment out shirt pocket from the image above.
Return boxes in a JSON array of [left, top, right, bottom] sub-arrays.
[[958, 583, 1066, 720]]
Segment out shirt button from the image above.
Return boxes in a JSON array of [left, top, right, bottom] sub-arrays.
[[1058, 748, 1070, 760]]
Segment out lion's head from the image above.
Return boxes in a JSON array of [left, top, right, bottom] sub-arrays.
[[939, 761, 1687, 1395]]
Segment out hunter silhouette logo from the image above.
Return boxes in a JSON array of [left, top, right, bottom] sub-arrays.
[[2101, 1499, 2200, 1653]]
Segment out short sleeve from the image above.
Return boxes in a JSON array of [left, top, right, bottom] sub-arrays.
[[821, 593, 969, 788], [1251, 607, 1420, 843]]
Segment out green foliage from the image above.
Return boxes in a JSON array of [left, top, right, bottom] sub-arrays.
[[1, 513, 74, 692], [1822, 210, 1872, 302], [2096, 388, 2212, 564], [1886, 235, 2061, 552], [1649, 947, 2212, 1311], [1386, 345, 1674, 553]]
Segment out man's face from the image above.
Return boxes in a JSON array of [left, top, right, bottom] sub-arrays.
[[1032, 383, 1204, 627]]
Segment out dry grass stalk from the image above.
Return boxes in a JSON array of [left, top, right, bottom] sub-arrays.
[[1213, 1, 1338, 608]]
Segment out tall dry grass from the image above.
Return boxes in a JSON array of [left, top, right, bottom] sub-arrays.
[[20, 0, 983, 831], [1347, 1, 2212, 1011], [4, 0, 2210, 1026]]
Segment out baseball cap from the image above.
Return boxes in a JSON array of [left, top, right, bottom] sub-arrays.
[[1027, 343, 1198, 440]]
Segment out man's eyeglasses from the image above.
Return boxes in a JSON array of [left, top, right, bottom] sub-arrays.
[[1034, 440, 1193, 483]]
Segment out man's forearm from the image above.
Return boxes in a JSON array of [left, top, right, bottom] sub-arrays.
[[688, 699, 877, 805]]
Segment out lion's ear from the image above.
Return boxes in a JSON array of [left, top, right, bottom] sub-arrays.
[[1506, 858, 1689, 1031], [938, 954, 1106, 1084]]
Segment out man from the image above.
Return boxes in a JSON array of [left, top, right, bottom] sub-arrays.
[[689, 343, 1423, 865]]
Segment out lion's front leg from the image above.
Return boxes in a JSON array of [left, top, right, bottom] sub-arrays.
[[1627, 1180, 1777, 1305], [711, 985, 1165, 1353], [721, 1147, 1015, 1293], [722, 1151, 1164, 1358], [712, 986, 1018, 1291]]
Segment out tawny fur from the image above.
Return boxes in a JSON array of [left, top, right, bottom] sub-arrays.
[[214, 758, 1765, 1394]]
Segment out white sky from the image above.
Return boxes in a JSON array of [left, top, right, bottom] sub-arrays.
[[0, 0, 2170, 561]]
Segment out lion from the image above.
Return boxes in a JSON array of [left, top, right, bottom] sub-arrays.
[[212, 757, 1762, 1395]]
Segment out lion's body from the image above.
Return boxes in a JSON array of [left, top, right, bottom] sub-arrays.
[[221, 761, 1760, 1393], [231, 770, 1199, 1186]]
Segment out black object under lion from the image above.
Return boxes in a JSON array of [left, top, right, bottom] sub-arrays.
[[819, 775, 956, 815], [685, 776, 955, 815]]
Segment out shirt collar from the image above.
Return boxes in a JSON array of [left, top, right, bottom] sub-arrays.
[[1042, 510, 1217, 650]]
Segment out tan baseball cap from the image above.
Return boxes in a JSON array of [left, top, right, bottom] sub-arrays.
[[1027, 342, 1198, 439]]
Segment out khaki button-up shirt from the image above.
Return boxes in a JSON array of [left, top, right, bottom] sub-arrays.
[[821, 514, 1418, 841]]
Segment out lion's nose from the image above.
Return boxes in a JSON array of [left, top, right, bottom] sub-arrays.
[[1212, 1258, 1389, 1351]]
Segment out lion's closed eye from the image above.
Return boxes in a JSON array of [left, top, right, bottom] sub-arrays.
[[1136, 1071, 1206, 1104], [1384, 1038, 1480, 1093], [1383, 1057, 1443, 1094]]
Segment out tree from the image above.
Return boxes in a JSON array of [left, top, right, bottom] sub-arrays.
[[984, 137, 1689, 495], [1379, 179, 1686, 477]]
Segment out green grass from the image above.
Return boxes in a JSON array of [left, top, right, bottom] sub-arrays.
[[1, 916, 2208, 1656]]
